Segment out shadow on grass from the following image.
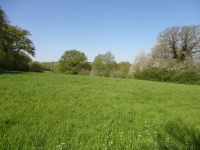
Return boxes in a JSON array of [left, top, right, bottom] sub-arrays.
[[0, 70, 26, 75], [165, 117, 200, 149]]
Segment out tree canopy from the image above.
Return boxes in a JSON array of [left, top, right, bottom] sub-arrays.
[[58, 50, 87, 74], [0, 7, 8, 32], [129, 25, 200, 84], [0, 7, 35, 71], [152, 25, 200, 61], [92, 52, 116, 77], [0, 24, 35, 56]]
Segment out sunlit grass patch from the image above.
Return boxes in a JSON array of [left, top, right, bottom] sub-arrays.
[[0, 72, 200, 149]]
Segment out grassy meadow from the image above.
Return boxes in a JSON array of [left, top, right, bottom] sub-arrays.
[[0, 71, 200, 149]]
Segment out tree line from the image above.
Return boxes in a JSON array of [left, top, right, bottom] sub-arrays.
[[52, 25, 200, 84], [52, 50, 131, 78], [129, 25, 200, 84], [1, 7, 200, 84]]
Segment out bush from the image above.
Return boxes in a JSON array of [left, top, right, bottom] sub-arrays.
[[110, 70, 127, 78], [134, 67, 162, 81], [78, 69, 90, 76], [133, 67, 200, 85], [28, 61, 43, 72], [40, 62, 51, 71], [171, 70, 200, 84]]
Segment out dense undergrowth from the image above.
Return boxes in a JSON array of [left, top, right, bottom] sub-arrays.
[[133, 67, 200, 85]]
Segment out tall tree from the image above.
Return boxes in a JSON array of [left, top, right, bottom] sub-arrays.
[[0, 7, 8, 32], [92, 52, 116, 77], [129, 50, 151, 74], [0, 24, 35, 56], [179, 25, 200, 60], [0, 7, 9, 51], [58, 50, 87, 74], [117, 61, 131, 73], [152, 25, 200, 61], [0, 24, 35, 70], [0, 7, 35, 71]]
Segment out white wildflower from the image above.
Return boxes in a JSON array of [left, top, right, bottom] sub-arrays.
[[109, 141, 113, 147]]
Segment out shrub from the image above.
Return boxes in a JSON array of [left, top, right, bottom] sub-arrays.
[[171, 70, 200, 84], [134, 67, 200, 85], [134, 67, 161, 81], [78, 69, 90, 76], [110, 70, 127, 78], [28, 61, 43, 72]]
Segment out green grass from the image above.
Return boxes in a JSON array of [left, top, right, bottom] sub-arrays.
[[0, 72, 200, 149]]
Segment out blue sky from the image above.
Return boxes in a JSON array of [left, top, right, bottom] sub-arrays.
[[1, 0, 200, 63]]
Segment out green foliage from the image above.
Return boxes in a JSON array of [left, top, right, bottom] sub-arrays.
[[77, 60, 91, 76], [134, 67, 165, 81], [171, 70, 200, 84], [40, 62, 51, 71], [0, 49, 6, 68], [92, 52, 116, 77], [0, 24, 35, 56], [1, 72, 200, 149], [0, 7, 9, 33], [115, 61, 131, 78], [0, 49, 31, 71], [82, 62, 92, 71], [91, 54, 107, 76], [28, 61, 43, 72], [13, 54, 31, 71], [40, 61, 58, 73], [58, 50, 87, 74], [109, 70, 125, 78], [0, 8, 35, 71], [78, 69, 90, 76], [134, 67, 200, 85], [117, 61, 131, 71], [131, 27, 200, 84]]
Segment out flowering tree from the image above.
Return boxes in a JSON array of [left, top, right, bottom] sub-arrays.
[[129, 25, 200, 84], [129, 50, 152, 74]]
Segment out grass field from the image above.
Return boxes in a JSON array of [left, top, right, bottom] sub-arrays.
[[0, 72, 200, 149]]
